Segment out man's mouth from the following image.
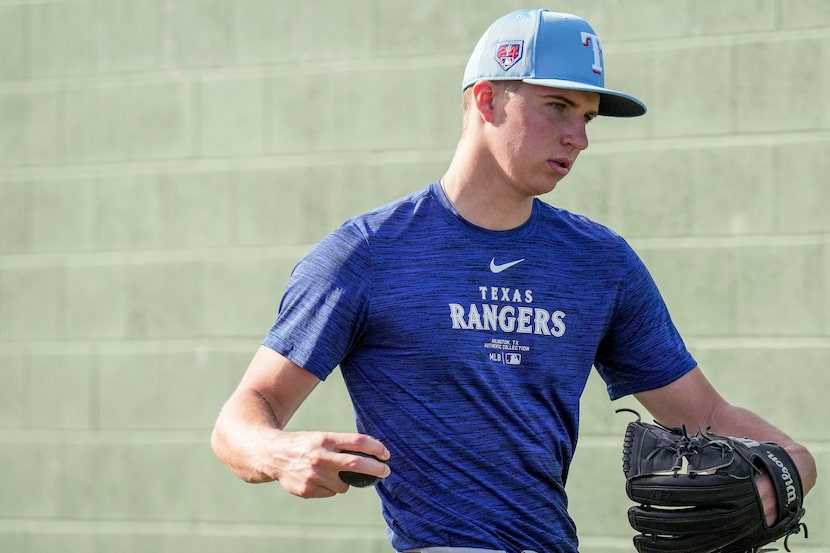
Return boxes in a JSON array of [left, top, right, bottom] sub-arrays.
[[549, 157, 571, 173]]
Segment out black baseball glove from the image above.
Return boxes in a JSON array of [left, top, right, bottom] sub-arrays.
[[617, 409, 807, 553]]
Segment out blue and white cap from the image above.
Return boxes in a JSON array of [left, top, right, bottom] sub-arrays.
[[462, 9, 646, 117]]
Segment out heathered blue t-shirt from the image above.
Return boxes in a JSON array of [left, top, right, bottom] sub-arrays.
[[264, 182, 696, 553]]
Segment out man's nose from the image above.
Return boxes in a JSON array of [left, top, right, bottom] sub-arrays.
[[562, 119, 589, 151]]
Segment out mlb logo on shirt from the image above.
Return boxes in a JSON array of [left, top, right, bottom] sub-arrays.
[[504, 353, 522, 365], [495, 40, 523, 70]]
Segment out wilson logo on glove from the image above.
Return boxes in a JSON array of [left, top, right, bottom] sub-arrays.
[[766, 451, 799, 506]]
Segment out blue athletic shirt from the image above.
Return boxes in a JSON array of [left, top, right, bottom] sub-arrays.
[[263, 182, 697, 553]]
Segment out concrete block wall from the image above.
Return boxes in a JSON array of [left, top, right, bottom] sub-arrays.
[[0, 1, 826, 552]]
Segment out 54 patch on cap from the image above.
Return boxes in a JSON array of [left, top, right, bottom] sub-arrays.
[[495, 40, 524, 70]]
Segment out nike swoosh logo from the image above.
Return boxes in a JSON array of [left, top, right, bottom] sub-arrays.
[[489, 257, 525, 273]]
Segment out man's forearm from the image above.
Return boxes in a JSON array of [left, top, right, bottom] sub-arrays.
[[211, 391, 283, 483], [708, 402, 817, 494]]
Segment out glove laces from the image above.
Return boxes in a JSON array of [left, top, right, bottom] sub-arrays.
[[648, 423, 733, 477], [746, 521, 807, 552]]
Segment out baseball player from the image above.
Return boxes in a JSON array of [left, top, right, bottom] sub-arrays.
[[211, 9, 816, 553]]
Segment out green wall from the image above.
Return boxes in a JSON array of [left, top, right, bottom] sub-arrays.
[[0, 1, 827, 551]]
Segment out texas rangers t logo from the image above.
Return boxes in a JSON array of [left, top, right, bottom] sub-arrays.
[[580, 32, 603, 75], [495, 41, 523, 70]]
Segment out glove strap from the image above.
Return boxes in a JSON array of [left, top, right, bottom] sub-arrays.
[[741, 440, 804, 523]]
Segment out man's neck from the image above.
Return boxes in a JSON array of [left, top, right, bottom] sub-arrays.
[[441, 146, 535, 231]]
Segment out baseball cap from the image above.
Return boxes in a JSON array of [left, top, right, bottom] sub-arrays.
[[462, 9, 646, 117]]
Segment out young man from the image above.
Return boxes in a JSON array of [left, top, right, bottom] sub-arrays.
[[211, 10, 816, 553]]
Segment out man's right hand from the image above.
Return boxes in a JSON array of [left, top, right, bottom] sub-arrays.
[[211, 346, 391, 497], [258, 430, 391, 497]]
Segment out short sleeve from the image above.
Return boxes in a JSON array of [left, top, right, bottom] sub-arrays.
[[263, 223, 372, 380], [593, 245, 697, 399]]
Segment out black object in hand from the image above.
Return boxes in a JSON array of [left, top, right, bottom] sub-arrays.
[[338, 451, 386, 487]]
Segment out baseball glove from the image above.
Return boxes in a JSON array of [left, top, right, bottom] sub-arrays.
[[617, 409, 807, 553]]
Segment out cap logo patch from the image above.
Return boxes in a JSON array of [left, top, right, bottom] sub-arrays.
[[494, 40, 524, 70], [580, 32, 603, 75]]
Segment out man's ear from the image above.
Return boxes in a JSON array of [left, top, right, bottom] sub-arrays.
[[471, 80, 498, 124]]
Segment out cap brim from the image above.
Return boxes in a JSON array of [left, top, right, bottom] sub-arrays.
[[523, 78, 647, 118]]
